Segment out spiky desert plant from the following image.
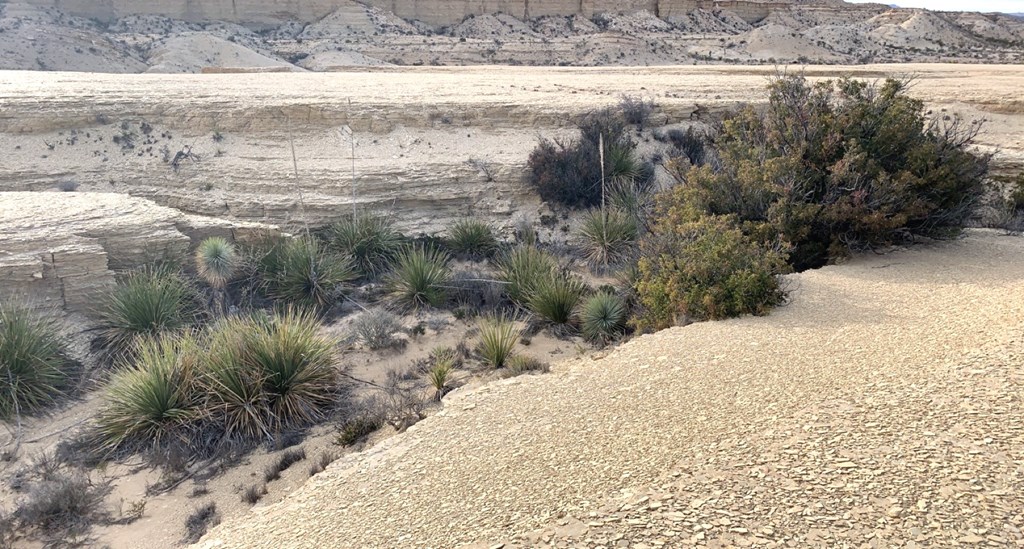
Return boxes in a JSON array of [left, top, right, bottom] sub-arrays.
[[201, 311, 337, 440], [579, 208, 639, 268], [526, 273, 587, 326], [94, 333, 202, 449], [476, 316, 520, 368], [426, 359, 454, 401], [98, 265, 199, 353], [446, 219, 498, 259], [260, 237, 355, 312], [387, 246, 451, 310], [496, 245, 558, 305], [0, 303, 69, 419], [580, 292, 628, 345], [195, 237, 238, 290], [326, 213, 405, 278]]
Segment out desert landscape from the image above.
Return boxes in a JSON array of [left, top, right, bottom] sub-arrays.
[[0, 0, 1023, 548]]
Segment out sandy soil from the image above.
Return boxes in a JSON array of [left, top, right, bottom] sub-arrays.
[[200, 230, 1024, 548]]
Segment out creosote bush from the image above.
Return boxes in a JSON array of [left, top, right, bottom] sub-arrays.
[[580, 292, 628, 345], [98, 265, 199, 353], [0, 302, 69, 419], [386, 246, 451, 310], [326, 213, 405, 278], [476, 316, 520, 368], [446, 219, 498, 259], [258, 237, 355, 312]]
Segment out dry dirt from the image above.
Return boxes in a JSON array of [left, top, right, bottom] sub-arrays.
[[200, 230, 1024, 548]]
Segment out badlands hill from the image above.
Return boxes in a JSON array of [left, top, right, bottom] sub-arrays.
[[0, 0, 1022, 72]]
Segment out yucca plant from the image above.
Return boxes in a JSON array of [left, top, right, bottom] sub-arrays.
[[526, 273, 587, 326], [446, 219, 498, 260], [387, 246, 451, 310], [201, 311, 337, 440], [97, 265, 199, 353], [496, 245, 558, 305], [260, 237, 355, 312], [476, 316, 520, 368], [0, 303, 69, 419], [94, 333, 202, 449], [580, 292, 628, 346], [426, 359, 454, 401], [196, 237, 238, 315], [579, 208, 639, 268], [326, 213, 405, 278]]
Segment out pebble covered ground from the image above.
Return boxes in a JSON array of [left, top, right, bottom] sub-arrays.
[[200, 231, 1023, 548]]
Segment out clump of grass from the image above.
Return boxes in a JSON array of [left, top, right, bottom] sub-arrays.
[[97, 265, 199, 352], [264, 447, 306, 482], [308, 451, 336, 477], [446, 219, 498, 259], [496, 246, 558, 305], [259, 237, 355, 311], [183, 502, 220, 543], [351, 308, 402, 350], [579, 208, 639, 267], [335, 416, 380, 447], [14, 469, 108, 537], [203, 310, 338, 440], [386, 246, 451, 310], [476, 316, 520, 368], [580, 292, 627, 345], [426, 360, 454, 401], [526, 273, 586, 326], [504, 355, 550, 377], [0, 303, 69, 419], [240, 484, 266, 505], [94, 333, 202, 451], [326, 213, 405, 278]]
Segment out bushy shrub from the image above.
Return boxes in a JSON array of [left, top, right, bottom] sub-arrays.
[[661, 127, 710, 167], [202, 310, 338, 440], [14, 469, 108, 537], [619, 94, 655, 129], [496, 246, 558, 305], [526, 273, 586, 326], [351, 308, 402, 350], [259, 237, 355, 311], [476, 316, 520, 368], [95, 333, 202, 450], [580, 292, 628, 345], [670, 75, 988, 271], [578, 208, 639, 267], [0, 303, 69, 419], [632, 216, 788, 332], [195, 237, 238, 290], [527, 109, 642, 209], [386, 246, 451, 310], [97, 265, 199, 352], [446, 219, 498, 259], [326, 213, 405, 278]]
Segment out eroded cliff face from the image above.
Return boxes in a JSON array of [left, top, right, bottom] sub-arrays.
[[15, 0, 795, 26]]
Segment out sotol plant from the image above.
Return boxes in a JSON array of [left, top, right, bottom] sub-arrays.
[[496, 245, 558, 305], [195, 237, 238, 314], [387, 246, 451, 310], [97, 265, 199, 353], [326, 214, 405, 278], [476, 316, 520, 368], [0, 303, 69, 419], [580, 292, 628, 345], [259, 237, 355, 312]]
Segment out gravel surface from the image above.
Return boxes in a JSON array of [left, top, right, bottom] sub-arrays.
[[199, 231, 1024, 548]]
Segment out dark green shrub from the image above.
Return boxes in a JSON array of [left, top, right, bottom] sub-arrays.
[[0, 303, 69, 419], [671, 75, 988, 271], [446, 219, 498, 259], [259, 237, 355, 311], [326, 214, 404, 278], [496, 246, 558, 305], [527, 109, 642, 209], [632, 215, 788, 332], [386, 246, 451, 310], [95, 333, 202, 450], [97, 265, 199, 352], [579, 208, 639, 267], [580, 292, 628, 345], [526, 273, 586, 326]]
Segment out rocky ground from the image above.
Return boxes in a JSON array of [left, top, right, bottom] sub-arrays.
[[199, 230, 1024, 548], [0, 1, 1022, 73]]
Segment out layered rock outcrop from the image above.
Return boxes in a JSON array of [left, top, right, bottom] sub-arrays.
[[16, 0, 799, 26]]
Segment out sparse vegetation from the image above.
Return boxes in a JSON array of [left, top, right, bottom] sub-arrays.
[[327, 214, 405, 278], [351, 308, 403, 350], [476, 316, 520, 368], [0, 302, 70, 420], [386, 246, 451, 310], [183, 502, 220, 543], [264, 447, 306, 482], [14, 468, 108, 539], [241, 484, 266, 504], [97, 265, 199, 353], [619, 94, 655, 128], [504, 355, 549, 377]]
